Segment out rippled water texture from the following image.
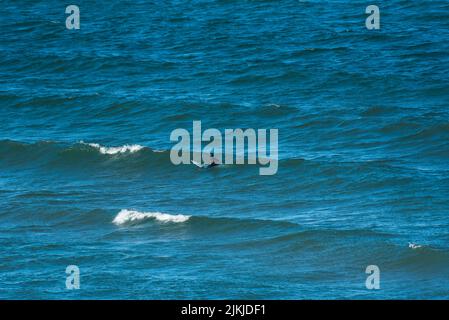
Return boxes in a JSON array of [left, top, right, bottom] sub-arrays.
[[0, 1, 448, 299]]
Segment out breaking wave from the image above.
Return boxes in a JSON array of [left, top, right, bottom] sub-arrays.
[[113, 209, 191, 225], [80, 142, 144, 155]]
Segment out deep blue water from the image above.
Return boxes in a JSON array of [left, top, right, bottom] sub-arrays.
[[1, 0, 449, 299]]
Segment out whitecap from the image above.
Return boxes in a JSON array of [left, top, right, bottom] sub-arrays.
[[81, 142, 144, 155], [113, 209, 190, 225], [408, 242, 422, 249]]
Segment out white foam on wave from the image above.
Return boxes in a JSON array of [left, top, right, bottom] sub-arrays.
[[81, 141, 144, 155], [113, 209, 190, 225], [408, 242, 422, 249]]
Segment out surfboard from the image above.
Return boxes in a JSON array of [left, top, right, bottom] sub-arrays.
[[192, 160, 220, 169], [191, 160, 204, 168]]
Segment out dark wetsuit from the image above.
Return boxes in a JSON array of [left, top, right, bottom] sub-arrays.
[[207, 162, 219, 168]]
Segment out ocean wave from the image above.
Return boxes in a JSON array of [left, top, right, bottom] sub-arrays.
[[0, 139, 442, 180], [113, 209, 190, 225], [0, 140, 170, 171], [80, 142, 144, 155]]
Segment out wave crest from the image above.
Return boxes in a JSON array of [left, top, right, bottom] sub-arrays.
[[113, 209, 190, 225], [81, 142, 144, 155]]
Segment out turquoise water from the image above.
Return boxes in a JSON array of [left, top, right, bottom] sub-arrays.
[[1, 0, 449, 299]]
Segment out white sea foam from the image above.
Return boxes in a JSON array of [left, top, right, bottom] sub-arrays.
[[408, 242, 422, 249], [113, 209, 190, 225], [81, 142, 144, 155]]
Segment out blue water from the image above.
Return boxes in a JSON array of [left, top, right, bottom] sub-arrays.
[[1, 0, 449, 299]]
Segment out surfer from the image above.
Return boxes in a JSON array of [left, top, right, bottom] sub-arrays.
[[207, 151, 220, 168], [191, 151, 220, 168]]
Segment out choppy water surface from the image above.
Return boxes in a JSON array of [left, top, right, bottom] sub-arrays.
[[1, 1, 448, 299]]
